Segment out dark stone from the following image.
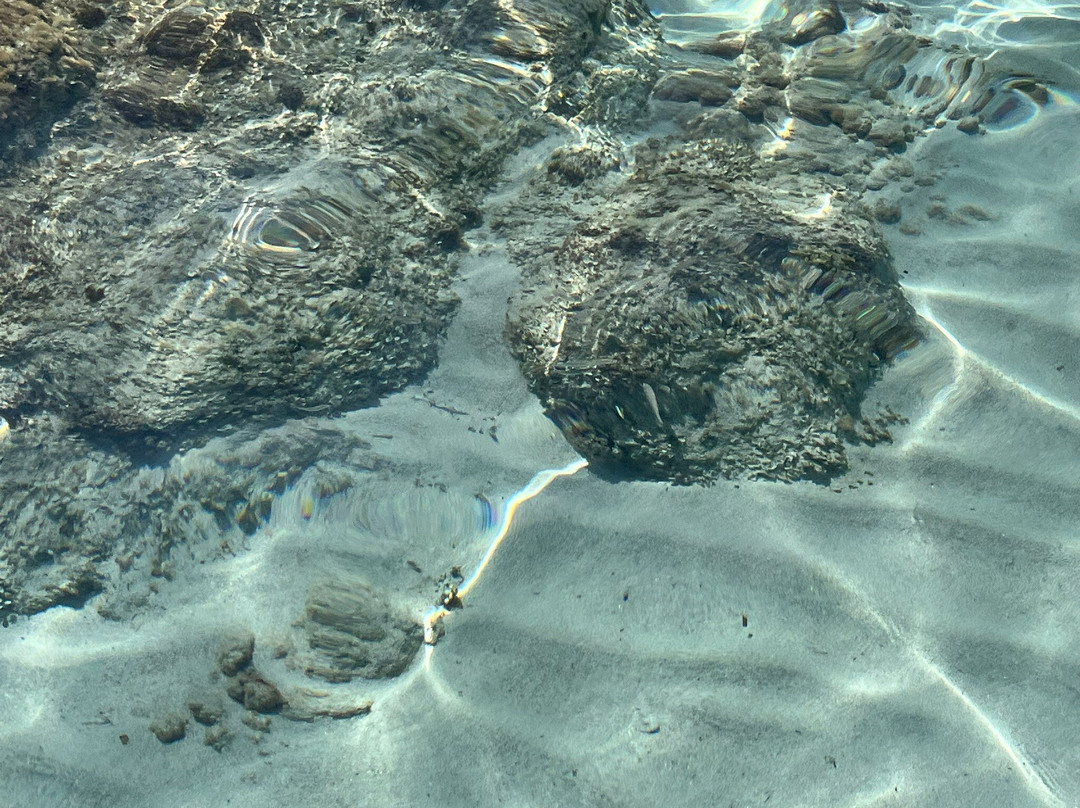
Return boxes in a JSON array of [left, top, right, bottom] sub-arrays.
[[153, 97, 205, 130], [222, 11, 265, 45], [927, 201, 949, 220], [217, 630, 255, 677], [957, 115, 981, 134], [74, 5, 107, 29], [234, 494, 272, 535], [785, 81, 850, 127], [242, 677, 285, 713], [867, 118, 911, 149], [653, 71, 734, 106], [103, 85, 157, 127], [0, 417, 381, 625], [104, 84, 205, 130], [149, 714, 187, 743], [734, 89, 774, 120], [507, 140, 921, 483], [276, 82, 305, 111]]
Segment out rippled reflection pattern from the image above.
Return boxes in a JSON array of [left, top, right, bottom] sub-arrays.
[[231, 196, 351, 257], [657, 0, 1072, 134]]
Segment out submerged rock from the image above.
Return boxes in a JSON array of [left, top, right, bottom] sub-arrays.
[[499, 0, 1052, 484], [217, 630, 255, 677], [0, 0, 654, 447], [507, 139, 920, 483], [0, 0, 1052, 620], [188, 694, 225, 727], [0, 0, 96, 163], [0, 0, 659, 624], [149, 713, 187, 743], [227, 673, 285, 714], [289, 575, 423, 683]]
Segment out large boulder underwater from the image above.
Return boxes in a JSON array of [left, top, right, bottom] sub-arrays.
[[500, 0, 1047, 483]]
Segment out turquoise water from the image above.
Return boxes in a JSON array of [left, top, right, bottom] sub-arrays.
[[1, 1, 1079, 805]]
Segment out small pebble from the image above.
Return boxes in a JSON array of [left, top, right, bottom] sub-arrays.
[[218, 630, 255, 676], [149, 714, 187, 743], [204, 724, 230, 752], [957, 116, 981, 134]]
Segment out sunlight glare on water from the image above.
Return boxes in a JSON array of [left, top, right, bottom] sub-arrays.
[[915, 0, 1080, 47], [650, 0, 780, 40], [653, 0, 1080, 50]]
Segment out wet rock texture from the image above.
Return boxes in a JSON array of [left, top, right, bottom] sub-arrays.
[[507, 139, 919, 483], [0, 0, 95, 161], [0, 419, 384, 625], [0, 0, 655, 620], [500, 0, 1049, 483], [0, 0, 1048, 616], [0, 0, 652, 443], [288, 575, 423, 682]]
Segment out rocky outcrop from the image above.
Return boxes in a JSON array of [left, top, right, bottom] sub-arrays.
[[0, 0, 96, 163], [500, 0, 1050, 484], [506, 139, 919, 483], [0, 0, 1053, 622], [0, 0, 660, 622], [0, 0, 657, 445]]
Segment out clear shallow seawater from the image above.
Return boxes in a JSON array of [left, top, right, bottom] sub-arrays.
[[1, 2, 1079, 807]]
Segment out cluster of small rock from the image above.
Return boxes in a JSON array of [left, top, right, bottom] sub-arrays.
[[149, 629, 284, 748], [150, 623, 389, 748]]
